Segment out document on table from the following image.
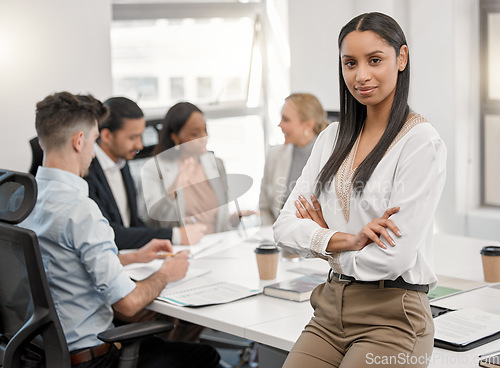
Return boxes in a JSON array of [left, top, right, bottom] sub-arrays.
[[172, 230, 242, 259], [157, 276, 262, 307], [123, 259, 210, 291], [431, 284, 500, 315], [428, 274, 487, 301], [434, 308, 500, 346]]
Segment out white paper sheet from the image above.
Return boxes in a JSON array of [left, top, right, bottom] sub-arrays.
[[434, 308, 500, 345], [157, 276, 261, 307], [431, 284, 500, 315], [123, 259, 211, 291], [172, 228, 259, 258]]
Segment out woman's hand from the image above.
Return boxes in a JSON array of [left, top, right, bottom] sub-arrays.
[[230, 210, 259, 226], [176, 157, 199, 188], [349, 207, 402, 251], [295, 194, 328, 229], [180, 223, 207, 245]]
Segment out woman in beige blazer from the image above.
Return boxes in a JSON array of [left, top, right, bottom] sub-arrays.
[[139, 102, 230, 234], [259, 93, 329, 225], [141, 102, 252, 235]]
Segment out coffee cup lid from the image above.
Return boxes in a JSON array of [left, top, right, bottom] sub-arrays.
[[255, 243, 279, 254], [480, 246, 500, 256]]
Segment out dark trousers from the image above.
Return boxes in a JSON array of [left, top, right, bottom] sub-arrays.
[[114, 309, 204, 342], [73, 337, 220, 368]]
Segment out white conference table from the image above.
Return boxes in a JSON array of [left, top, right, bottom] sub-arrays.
[[148, 227, 327, 339], [147, 228, 500, 367]]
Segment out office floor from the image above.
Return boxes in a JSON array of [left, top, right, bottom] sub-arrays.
[[200, 328, 256, 368], [217, 347, 256, 368], [216, 342, 288, 368]]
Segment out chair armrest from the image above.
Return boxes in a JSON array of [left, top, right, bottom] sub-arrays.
[[97, 321, 174, 344], [199, 330, 252, 350]]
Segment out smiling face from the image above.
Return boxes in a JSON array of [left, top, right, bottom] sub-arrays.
[[340, 30, 407, 111], [278, 100, 315, 147], [171, 111, 208, 156], [102, 117, 146, 162]]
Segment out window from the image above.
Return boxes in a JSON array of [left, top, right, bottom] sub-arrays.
[[486, 13, 500, 100], [206, 115, 265, 211], [113, 76, 159, 102], [110, 12, 258, 110], [111, 1, 268, 211], [481, 0, 500, 206]]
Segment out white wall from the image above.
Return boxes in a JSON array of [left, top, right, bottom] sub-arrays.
[[0, 0, 113, 172], [288, 0, 494, 240], [1, 0, 496, 241], [289, 0, 408, 111], [288, 0, 345, 111]]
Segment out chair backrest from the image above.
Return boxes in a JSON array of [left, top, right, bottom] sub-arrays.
[[28, 138, 43, 177], [0, 169, 70, 368]]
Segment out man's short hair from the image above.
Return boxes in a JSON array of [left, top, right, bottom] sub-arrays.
[[100, 97, 144, 134], [35, 92, 109, 151]]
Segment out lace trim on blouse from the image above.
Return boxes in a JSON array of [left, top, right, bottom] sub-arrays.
[[334, 114, 427, 223], [311, 228, 334, 253], [310, 228, 336, 261]]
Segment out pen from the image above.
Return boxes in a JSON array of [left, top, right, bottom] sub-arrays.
[[478, 349, 500, 358], [156, 251, 176, 257]]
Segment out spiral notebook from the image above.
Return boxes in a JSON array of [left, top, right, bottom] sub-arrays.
[[157, 276, 261, 307]]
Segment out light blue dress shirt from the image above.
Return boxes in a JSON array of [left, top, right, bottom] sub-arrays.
[[20, 167, 136, 351]]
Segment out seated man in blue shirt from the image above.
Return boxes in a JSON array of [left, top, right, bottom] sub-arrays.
[[20, 91, 219, 367]]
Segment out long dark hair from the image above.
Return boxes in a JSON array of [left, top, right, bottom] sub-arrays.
[[153, 102, 202, 155], [315, 12, 410, 197]]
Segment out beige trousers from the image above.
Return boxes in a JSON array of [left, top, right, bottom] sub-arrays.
[[283, 277, 434, 368]]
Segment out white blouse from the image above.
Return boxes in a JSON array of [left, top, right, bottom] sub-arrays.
[[273, 115, 447, 289]]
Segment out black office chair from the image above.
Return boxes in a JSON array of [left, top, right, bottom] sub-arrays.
[[0, 169, 174, 368], [28, 137, 43, 177]]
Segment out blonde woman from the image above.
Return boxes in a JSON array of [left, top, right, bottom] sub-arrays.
[[259, 93, 329, 226]]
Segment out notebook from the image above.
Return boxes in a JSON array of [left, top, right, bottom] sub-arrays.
[[263, 273, 326, 302]]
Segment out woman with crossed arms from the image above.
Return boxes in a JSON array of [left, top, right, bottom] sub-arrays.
[[275, 12, 446, 368]]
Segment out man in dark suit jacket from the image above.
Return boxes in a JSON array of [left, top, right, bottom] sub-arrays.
[[85, 97, 205, 250]]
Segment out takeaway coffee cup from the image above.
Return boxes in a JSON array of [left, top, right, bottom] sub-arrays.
[[480, 246, 500, 282], [254, 243, 280, 280]]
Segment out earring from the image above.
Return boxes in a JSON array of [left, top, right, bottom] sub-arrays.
[[174, 144, 180, 151]]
